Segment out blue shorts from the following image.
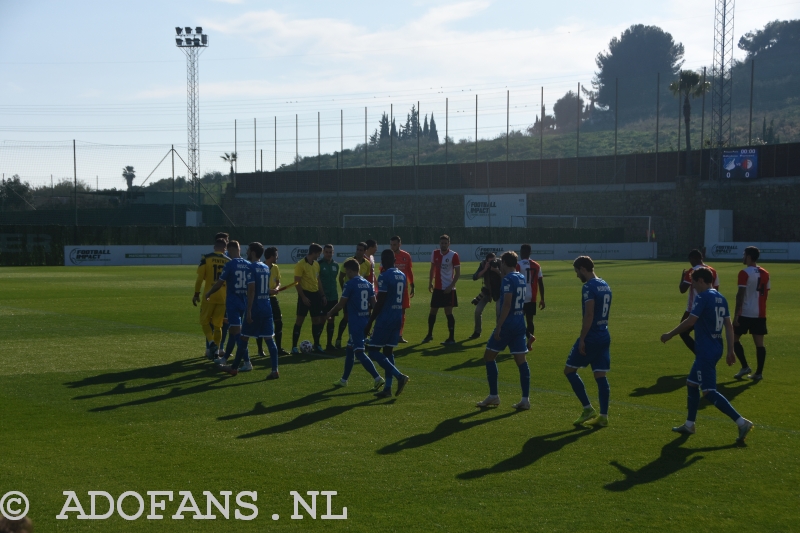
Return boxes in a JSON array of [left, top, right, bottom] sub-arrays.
[[242, 308, 274, 339], [347, 323, 368, 352], [226, 297, 246, 327], [368, 323, 400, 348], [565, 338, 611, 372], [486, 328, 528, 355], [687, 357, 720, 392]]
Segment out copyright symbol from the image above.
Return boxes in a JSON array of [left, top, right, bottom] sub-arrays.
[[0, 491, 29, 520]]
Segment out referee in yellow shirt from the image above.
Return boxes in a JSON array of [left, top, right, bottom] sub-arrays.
[[292, 243, 327, 354], [193, 238, 230, 357]]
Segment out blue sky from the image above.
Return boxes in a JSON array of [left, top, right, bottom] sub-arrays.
[[1, 0, 798, 187]]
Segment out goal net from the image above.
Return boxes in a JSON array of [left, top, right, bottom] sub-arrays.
[[342, 214, 400, 228]]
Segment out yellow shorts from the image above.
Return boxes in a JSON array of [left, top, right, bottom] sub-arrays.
[[199, 301, 226, 329]]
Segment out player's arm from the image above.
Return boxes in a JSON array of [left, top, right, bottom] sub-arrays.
[[246, 281, 255, 324], [407, 255, 415, 297], [294, 275, 310, 306], [723, 316, 735, 365], [338, 268, 346, 289], [193, 262, 205, 306], [661, 314, 699, 343], [327, 296, 348, 318], [318, 272, 327, 305], [273, 271, 281, 293], [733, 286, 746, 326], [205, 277, 224, 300], [679, 269, 690, 293], [493, 292, 513, 340], [428, 262, 435, 293], [473, 261, 487, 281], [447, 264, 460, 292], [366, 291, 387, 333], [538, 275, 546, 310], [578, 300, 595, 355]]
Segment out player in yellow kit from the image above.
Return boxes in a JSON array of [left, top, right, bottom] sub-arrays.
[[193, 238, 230, 358]]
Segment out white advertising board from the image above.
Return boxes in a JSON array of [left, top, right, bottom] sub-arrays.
[[705, 242, 800, 261], [66, 242, 657, 266], [464, 194, 527, 227]]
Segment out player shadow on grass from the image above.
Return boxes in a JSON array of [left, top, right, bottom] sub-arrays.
[[457, 427, 595, 480], [65, 358, 207, 390], [218, 388, 367, 421], [629, 375, 686, 397], [604, 434, 739, 492], [236, 396, 382, 439], [412, 339, 471, 357], [377, 410, 520, 455], [698, 380, 756, 409], [443, 353, 513, 372]]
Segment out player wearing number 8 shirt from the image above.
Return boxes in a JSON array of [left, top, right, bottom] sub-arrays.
[[475, 251, 531, 410], [564, 256, 613, 427], [661, 267, 754, 443]]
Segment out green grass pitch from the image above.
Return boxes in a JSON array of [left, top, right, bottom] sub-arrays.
[[1, 260, 799, 532]]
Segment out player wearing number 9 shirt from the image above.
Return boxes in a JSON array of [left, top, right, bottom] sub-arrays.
[[475, 251, 531, 410], [564, 256, 612, 427], [660, 267, 754, 443]]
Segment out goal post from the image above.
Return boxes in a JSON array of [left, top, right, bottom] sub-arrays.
[[342, 214, 397, 228], [510, 215, 654, 243]]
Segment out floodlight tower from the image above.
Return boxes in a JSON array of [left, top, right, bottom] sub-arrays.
[[175, 26, 208, 195], [709, 0, 735, 180]]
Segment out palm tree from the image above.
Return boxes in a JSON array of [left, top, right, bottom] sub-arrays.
[[220, 152, 237, 188], [669, 70, 710, 176], [121, 166, 136, 190]]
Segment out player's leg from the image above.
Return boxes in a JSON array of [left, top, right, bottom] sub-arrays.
[[477, 344, 501, 407], [471, 294, 488, 339], [678, 311, 695, 354], [564, 339, 596, 424], [524, 302, 537, 350], [336, 313, 348, 349], [700, 361, 754, 442], [673, 373, 700, 434], [220, 316, 230, 353], [199, 301, 216, 358], [270, 297, 287, 355], [222, 325, 245, 374], [750, 323, 767, 380], [733, 318, 751, 377], [584, 342, 611, 427], [424, 306, 438, 343], [292, 296, 309, 353], [511, 332, 531, 410], [263, 317, 279, 380], [374, 346, 397, 398], [442, 305, 456, 345], [208, 304, 226, 357], [369, 346, 408, 396], [325, 304, 336, 351]]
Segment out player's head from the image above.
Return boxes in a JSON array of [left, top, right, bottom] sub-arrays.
[[500, 251, 518, 274], [439, 234, 450, 252], [247, 242, 264, 262], [381, 249, 395, 269], [691, 266, 714, 291], [572, 255, 594, 282], [355, 242, 367, 259], [390, 236, 401, 253], [688, 249, 703, 266], [264, 246, 278, 263], [227, 240, 241, 258], [322, 244, 333, 261], [365, 239, 377, 255], [214, 232, 229, 243], [307, 243, 322, 260], [520, 244, 531, 259], [214, 238, 226, 252], [343, 259, 360, 279], [743, 246, 760, 265]]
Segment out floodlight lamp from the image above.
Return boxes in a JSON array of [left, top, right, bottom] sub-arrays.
[[175, 27, 183, 35], [185, 27, 192, 34], [175, 38, 183, 45], [201, 34, 208, 44], [193, 38, 200, 46], [195, 27, 202, 34]]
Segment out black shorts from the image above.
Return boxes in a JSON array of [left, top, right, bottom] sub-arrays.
[[523, 302, 537, 317], [296, 290, 325, 318], [735, 316, 767, 336], [431, 289, 458, 309], [322, 299, 339, 317], [270, 296, 282, 319]]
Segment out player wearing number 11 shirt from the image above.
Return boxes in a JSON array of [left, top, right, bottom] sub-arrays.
[[564, 256, 613, 427]]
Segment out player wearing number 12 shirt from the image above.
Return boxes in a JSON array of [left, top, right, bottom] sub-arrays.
[[661, 267, 754, 443], [475, 251, 531, 410], [193, 238, 230, 357], [564, 256, 613, 428]]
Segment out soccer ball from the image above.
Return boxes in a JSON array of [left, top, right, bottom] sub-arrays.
[[299, 340, 313, 353]]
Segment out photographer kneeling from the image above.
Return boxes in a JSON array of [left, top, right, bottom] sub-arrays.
[[470, 252, 503, 339]]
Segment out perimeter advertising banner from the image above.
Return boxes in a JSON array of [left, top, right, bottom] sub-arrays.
[[65, 243, 657, 266], [705, 242, 800, 261], [464, 194, 527, 227]]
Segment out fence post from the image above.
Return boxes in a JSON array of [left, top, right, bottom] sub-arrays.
[[73, 139, 78, 236], [576, 83, 580, 159], [748, 59, 755, 145], [701, 67, 706, 153], [260, 149, 264, 226], [506, 89, 509, 185], [614, 78, 618, 182], [172, 145, 176, 233], [235, 119, 238, 174], [677, 75, 681, 176], [540, 87, 543, 186], [656, 73, 660, 183], [475, 94, 478, 188], [254, 118, 257, 172], [445, 98, 448, 182]]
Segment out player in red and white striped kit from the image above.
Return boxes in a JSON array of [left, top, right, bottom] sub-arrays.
[[733, 246, 771, 381], [423, 234, 460, 345], [518, 244, 546, 350], [678, 249, 719, 354]]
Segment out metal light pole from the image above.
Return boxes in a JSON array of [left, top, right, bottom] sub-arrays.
[[174, 26, 208, 205]]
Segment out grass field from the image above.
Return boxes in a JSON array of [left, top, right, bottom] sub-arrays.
[[1, 260, 799, 532]]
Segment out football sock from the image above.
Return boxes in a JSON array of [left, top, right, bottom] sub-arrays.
[[400, 313, 406, 336], [566, 372, 591, 408], [355, 349, 380, 379], [755, 346, 766, 375], [373, 351, 403, 379], [206, 339, 210, 349], [337, 316, 348, 341], [679, 331, 695, 354], [224, 333, 237, 357], [705, 390, 742, 422], [734, 341, 748, 368], [220, 321, 230, 348], [326, 321, 335, 345], [292, 324, 302, 348], [273, 316, 283, 349], [228, 334, 244, 368], [342, 346, 355, 380], [595, 376, 610, 416], [256, 337, 264, 354], [446, 314, 455, 340], [266, 337, 279, 373], [687, 385, 700, 423], [384, 352, 396, 389], [427, 315, 436, 337], [312, 323, 323, 346], [213, 326, 222, 346], [201, 322, 214, 344], [526, 315, 535, 337], [518, 362, 530, 398], [485, 360, 499, 396]]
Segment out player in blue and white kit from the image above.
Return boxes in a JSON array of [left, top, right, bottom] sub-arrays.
[[327, 259, 384, 390], [564, 256, 612, 427], [367, 249, 411, 398], [475, 251, 531, 410], [206, 240, 251, 371], [661, 267, 754, 443]]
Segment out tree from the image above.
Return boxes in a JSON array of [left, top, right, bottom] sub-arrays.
[[738, 19, 800, 58], [378, 112, 390, 145], [594, 24, 684, 122], [552, 91, 583, 131], [390, 117, 397, 140], [422, 115, 429, 139], [0, 175, 33, 210], [369, 128, 379, 146], [121, 166, 136, 190], [669, 70, 709, 175], [220, 152, 237, 175], [429, 113, 440, 144]]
